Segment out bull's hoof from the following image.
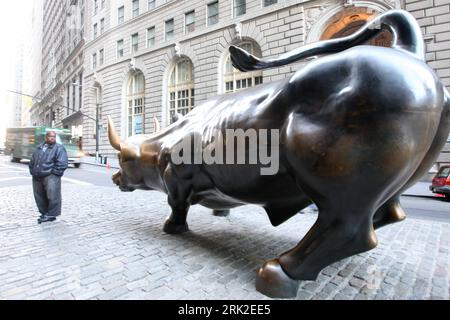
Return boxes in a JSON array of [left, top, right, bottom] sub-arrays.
[[256, 259, 299, 299], [373, 201, 406, 230], [213, 209, 230, 217], [163, 219, 189, 235]]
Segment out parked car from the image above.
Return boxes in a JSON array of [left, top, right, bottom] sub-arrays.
[[430, 166, 450, 201]]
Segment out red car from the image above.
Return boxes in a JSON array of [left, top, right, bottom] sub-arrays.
[[430, 166, 450, 201]]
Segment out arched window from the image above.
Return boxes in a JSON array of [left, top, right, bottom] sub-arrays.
[[127, 72, 145, 136], [168, 58, 195, 124], [223, 42, 263, 93], [320, 11, 392, 47]]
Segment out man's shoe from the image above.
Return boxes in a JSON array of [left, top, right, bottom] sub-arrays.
[[38, 215, 57, 224]]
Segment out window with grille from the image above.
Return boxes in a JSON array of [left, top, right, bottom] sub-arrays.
[[147, 27, 155, 47], [72, 78, 76, 110], [132, 0, 139, 18], [207, 2, 219, 26], [117, 39, 124, 58], [234, 0, 246, 17], [223, 42, 263, 94], [79, 73, 83, 110], [100, 18, 104, 34], [99, 49, 104, 65], [118, 6, 124, 24], [80, 11, 84, 37], [127, 73, 145, 136], [131, 33, 139, 53], [165, 19, 174, 41], [168, 59, 195, 124], [263, 0, 277, 6], [185, 11, 195, 34], [66, 84, 70, 115]]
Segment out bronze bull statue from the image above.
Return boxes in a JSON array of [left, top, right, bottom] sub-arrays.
[[108, 10, 450, 298]]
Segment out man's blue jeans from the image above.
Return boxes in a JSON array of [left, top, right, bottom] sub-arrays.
[[32, 174, 62, 217]]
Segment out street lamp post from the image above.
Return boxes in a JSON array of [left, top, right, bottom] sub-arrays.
[[72, 83, 101, 163], [95, 98, 100, 163]]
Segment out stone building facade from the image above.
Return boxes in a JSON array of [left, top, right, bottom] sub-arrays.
[[31, 0, 86, 146], [66, 1, 450, 170], [11, 41, 24, 128], [23, 0, 44, 128]]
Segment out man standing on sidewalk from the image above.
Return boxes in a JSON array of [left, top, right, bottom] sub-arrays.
[[29, 131, 69, 224]]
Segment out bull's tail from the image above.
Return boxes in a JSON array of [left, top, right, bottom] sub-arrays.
[[230, 9, 424, 72]]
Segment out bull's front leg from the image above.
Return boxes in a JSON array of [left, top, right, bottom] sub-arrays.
[[162, 165, 191, 235]]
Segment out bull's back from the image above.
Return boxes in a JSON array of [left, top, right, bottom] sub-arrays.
[[174, 46, 445, 208], [286, 46, 444, 116], [282, 46, 445, 205]]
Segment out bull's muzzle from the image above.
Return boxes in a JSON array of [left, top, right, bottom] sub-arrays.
[[112, 171, 136, 192]]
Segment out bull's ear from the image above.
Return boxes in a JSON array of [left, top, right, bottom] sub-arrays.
[[141, 151, 159, 166], [172, 112, 183, 123], [121, 145, 137, 162], [140, 142, 159, 165]]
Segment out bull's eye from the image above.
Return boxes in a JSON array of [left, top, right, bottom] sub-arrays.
[[118, 153, 135, 164], [118, 152, 132, 164]]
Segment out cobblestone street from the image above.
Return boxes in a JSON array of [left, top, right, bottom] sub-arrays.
[[0, 183, 449, 300]]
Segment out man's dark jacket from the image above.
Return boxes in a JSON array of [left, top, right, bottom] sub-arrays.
[[29, 143, 69, 178]]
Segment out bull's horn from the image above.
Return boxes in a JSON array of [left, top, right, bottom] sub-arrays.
[[108, 116, 122, 151], [172, 112, 183, 123], [153, 116, 161, 133]]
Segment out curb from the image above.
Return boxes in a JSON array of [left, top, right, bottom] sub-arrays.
[[402, 194, 448, 200], [402, 194, 436, 199], [80, 161, 120, 170]]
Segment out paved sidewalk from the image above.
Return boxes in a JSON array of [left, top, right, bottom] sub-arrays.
[[0, 184, 449, 300]]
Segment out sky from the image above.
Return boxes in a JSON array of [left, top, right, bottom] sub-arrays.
[[0, 0, 33, 146]]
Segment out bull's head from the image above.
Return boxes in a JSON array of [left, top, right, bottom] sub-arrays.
[[108, 116, 161, 192]]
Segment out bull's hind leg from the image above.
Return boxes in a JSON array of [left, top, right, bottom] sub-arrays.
[[256, 206, 378, 298], [373, 195, 406, 230], [162, 166, 191, 235], [373, 91, 450, 229]]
